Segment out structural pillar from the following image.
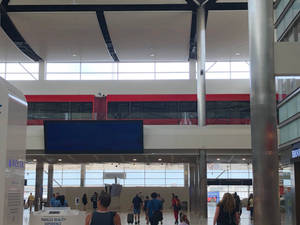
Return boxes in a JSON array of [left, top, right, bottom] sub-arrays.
[[34, 161, 44, 211], [189, 164, 196, 212], [196, 6, 206, 127], [47, 164, 54, 206], [80, 164, 86, 187], [248, 1, 280, 225], [198, 151, 207, 224], [38, 61, 46, 81], [189, 59, 197, 80]]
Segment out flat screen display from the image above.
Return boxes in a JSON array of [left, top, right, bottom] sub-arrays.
[[44, 120, 143, 154]]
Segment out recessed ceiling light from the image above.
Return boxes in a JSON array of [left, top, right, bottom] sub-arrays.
[[33, 159, 37, 162], [217, 158, 220, 161], [150, 54, 155, 57], [72, 54, 77, 57], [235, 53, 241, 56], [58, 159, 62, 162], [158, 158, 162, 161], [242, 158, 246, 161], [133, 159, 137, 162]]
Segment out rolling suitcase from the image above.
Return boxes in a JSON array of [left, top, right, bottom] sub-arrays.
[[127, 213, 134, 224]]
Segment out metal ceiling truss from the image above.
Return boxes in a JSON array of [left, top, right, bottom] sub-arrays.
[[189, 10, 197, 60], [0, 4, 42, 62], [96, 11, 119, 62], [1, 0, 9, 9]]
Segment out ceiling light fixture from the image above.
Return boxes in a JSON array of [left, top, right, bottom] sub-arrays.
[[133, 159, 137, 162], [150, 53, 155, 57], [33, 159, 37, 162], [58, 159, 62, 162], [235, 53, 241, 56], [242, 158, 246, 161], [217, 158, 220, 161], [158, 158, 162, 161], [72, 54, 77, 57]]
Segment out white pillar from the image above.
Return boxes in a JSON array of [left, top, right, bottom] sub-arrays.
[[39, 61, 46, 81]]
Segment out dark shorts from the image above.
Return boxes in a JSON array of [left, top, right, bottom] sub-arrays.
[[134, 208, 141, 214]]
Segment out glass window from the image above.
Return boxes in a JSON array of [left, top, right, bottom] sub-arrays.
[[119, 63, 154, 73], [207, 62, 230, 72], [206, 72, 230, 79], [6, 74, 37, 80], [230, 62, 249, 72], [47, 63, 80, 73], [156, 62, 189, 73], [81, 73, 113, 80], [118, 73, 154, 80], [231, 72, 250, 79], [4, 63, 39, 80], [156, 73, 189, 80], [47, 73, 80, 80], [81, 63, 114, 73]]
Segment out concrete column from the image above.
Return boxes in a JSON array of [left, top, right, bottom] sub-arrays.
[[47, 164, 54, 206], [189, 164, 196, 212], [80, 164, 86, 187], [189, 59, 197, 80], [248, 1, 280, 225], [184, 164, 189, 188], [196, 6, 206, 127], [34, 161, 44, 211], [38, 61, 46, 81], [198, 151, 207, 224]]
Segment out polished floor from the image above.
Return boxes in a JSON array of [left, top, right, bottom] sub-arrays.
[[23, 204, 254, 225]]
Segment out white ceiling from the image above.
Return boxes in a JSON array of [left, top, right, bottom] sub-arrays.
[[3, 3, 249, 62], [106, 11, 191, 61], [206, 10, 249, 61], [0, 28, 31, 62], [9, 12, 112, 62]]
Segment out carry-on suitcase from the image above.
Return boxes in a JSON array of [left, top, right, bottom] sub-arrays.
[[127, 213, 134, 224]]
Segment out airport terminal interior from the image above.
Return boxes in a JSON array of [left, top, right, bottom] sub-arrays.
[[0, 0, 300, 225]]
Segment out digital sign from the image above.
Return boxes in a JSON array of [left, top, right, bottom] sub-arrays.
[[292, 148, 300, 159], [44, 120, 144, 154]]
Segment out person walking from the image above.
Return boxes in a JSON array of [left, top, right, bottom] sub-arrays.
[[132, 193, 143, 224], [27, 193, 35, 213], [144, 196, 150, 225], [248, 194, 254, 220], [147, 192, 162, 225], [213, 193, 240, 225], [85, 191, 121, 225], [91, 192, 98, 211], [233, 192, 242, 216], [157, 194, 164, 225], [172, 196, 181, 224], [82, 193, 88, 211]]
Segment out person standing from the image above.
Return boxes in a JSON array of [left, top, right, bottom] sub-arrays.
[[233, 192, 242, 216], [172, 196, 181, 224], [147, 193, 162, 225], [144, 196, 150, 225], [213, 193, 240, 225], [82, 193, 88, 211], [85, 191, 121, 225], [27, 193, 35, 213], [50, 194, 57, 207], [91, 192, 98, 210], [132, 193, 143, 224], [248, 194, 254, 220]]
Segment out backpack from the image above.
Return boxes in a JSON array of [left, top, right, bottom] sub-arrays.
[[174, 199, 181, 211], [153, 210, 163, 222]]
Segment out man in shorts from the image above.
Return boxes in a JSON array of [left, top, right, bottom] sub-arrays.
[[132, 193, 143, 224]]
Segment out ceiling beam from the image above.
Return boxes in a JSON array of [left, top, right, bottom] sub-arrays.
[[185, 0, 199, 8], [207, 2, 248, 10], [0, 5, 42, 62], [189, 10, 197, 60], [1, 0, 9, 9], [96, 11, 119, 62], [6, 4, 193, 12]]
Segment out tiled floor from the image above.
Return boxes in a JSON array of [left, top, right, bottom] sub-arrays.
[[23, 204, 254, 225]]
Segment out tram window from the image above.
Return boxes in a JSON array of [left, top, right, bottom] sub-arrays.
[[179, 102, 197, 112], [28, 102, 69, 119], [131, 102, 143, 118], [71, 102, 93, 119]]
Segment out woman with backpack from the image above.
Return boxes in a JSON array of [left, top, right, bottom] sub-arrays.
[[213, 193, 240, 225], [172, 196, 181, 224]]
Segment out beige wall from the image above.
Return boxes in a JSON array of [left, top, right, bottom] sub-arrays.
[[54, 187, 189, 212]]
